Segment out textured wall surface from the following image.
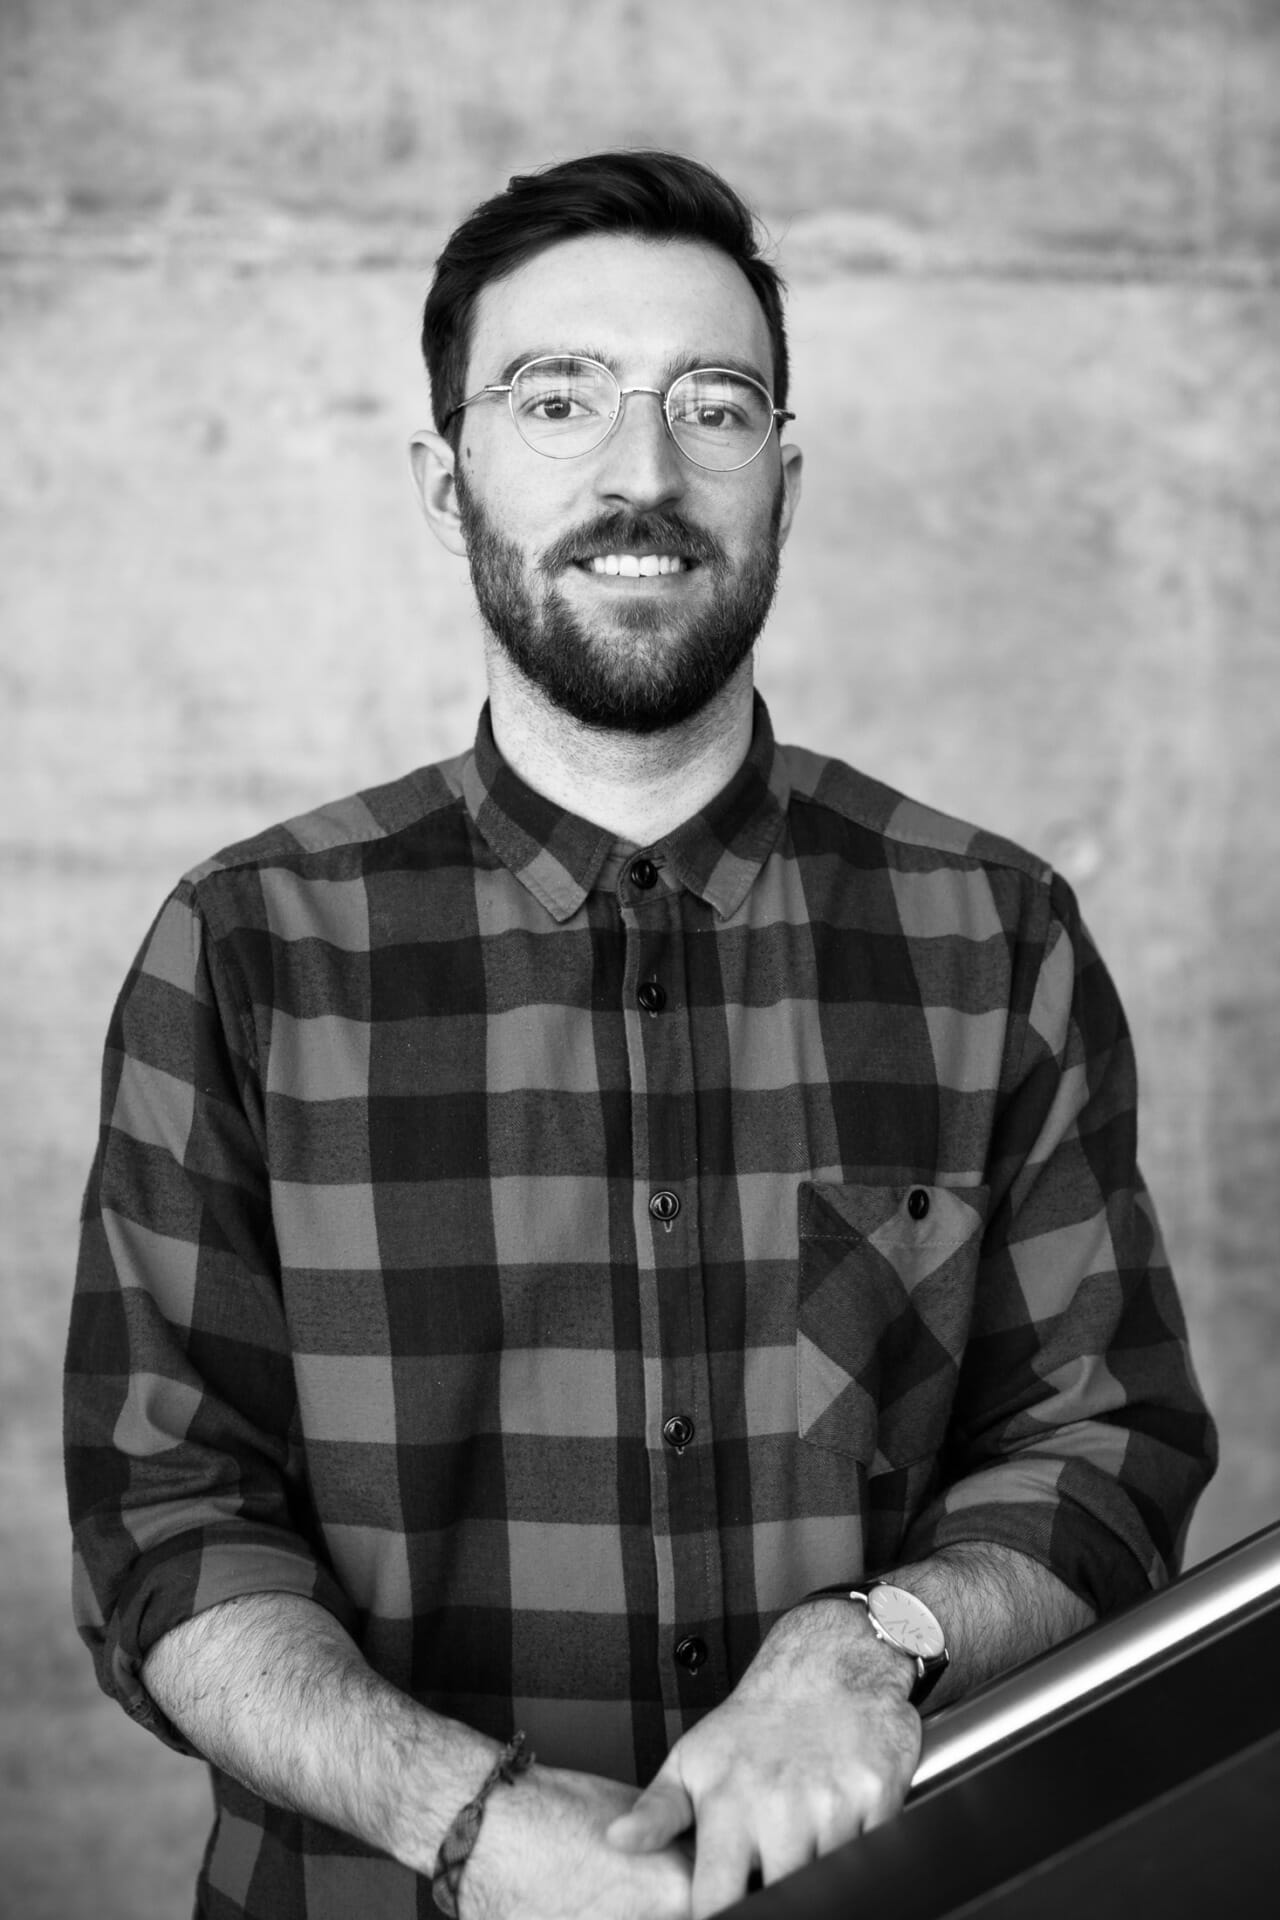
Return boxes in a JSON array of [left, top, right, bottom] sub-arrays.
[[3, 3, 1278, 1915]]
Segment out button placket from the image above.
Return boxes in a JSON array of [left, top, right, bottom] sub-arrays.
[[620, 890, 721, 1712]]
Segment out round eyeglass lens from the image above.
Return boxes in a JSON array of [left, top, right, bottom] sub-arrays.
[[666, 369, 776, 470], [510, 358, 618, 456]]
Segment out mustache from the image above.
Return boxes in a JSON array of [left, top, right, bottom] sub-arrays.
[[540, 512, 727, 574]]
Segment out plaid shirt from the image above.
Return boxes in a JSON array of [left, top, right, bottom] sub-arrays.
[[66, 697, 1215, 1917]]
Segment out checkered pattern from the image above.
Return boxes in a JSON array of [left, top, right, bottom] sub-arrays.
[[65, 697, 1216, 1918]]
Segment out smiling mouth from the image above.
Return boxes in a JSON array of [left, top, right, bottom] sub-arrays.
[[578, 553, 693, 578]]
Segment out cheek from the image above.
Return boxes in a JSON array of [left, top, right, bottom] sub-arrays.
[[496, 475, 585, 540], [706, 491, 773, 556], [745, 470, 787, 541]]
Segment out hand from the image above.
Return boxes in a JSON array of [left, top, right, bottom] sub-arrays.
[[463, 1762, 693, 1920], [607, 1602, 921, 1918]]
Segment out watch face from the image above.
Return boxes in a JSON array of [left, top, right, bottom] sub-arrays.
[[868, 1584, 946, 1659]]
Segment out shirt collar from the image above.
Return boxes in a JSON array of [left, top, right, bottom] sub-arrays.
[[461, 696, 791, 923]]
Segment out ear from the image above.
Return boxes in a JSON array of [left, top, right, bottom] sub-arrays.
[[409, 430, 469, 558], [775, 440, 804, 550]]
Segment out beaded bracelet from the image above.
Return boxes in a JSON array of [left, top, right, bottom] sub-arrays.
[[431, 1731, 534, 1918]]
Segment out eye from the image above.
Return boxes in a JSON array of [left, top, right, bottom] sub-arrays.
[[512, 359, 615, 425], [521, 390, 585, 423], [668, 373, 770, 437], [671, 393, 745, 430]]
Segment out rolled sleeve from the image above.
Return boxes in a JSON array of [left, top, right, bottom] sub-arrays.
[[64, 885, 356, 1751], [92, 1531, 356, 1753], [902, 875, 1218, 1614]]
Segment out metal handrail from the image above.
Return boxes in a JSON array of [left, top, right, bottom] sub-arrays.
[[912, 1517, 1280, 1793]]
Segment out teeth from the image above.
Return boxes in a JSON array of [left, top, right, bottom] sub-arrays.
[[588, 553, 686, 576]]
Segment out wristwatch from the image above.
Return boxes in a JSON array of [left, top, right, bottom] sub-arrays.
[[804, 1580, 950, 1708]]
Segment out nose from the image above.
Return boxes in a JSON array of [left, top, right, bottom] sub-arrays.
[[591, 387, 688, 510]]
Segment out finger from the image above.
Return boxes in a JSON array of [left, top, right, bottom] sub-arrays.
[[606, 1776, 694, 1854], [757, 1777, 879, 1883], [757, 1818, 819, 1888], [862, 1776, 906, 1834], [689, 1810, 757, 1920]]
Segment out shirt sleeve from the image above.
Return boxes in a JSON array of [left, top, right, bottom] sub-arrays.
[[899, 870, 1218, 1615], [64, 879, 357, 1753]]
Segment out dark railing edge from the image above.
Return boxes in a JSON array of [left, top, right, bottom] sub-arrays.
[[911, 1514, 1280, 1793]]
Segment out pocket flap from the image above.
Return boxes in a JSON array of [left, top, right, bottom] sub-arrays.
[[797, 1181, 988, 1464]]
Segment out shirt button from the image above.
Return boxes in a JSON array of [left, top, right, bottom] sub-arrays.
[[629, 857, 659, 890], [663, 1414, 695, 1451], [907, 1187, 931, 1221], [649, 1190, 681, 1223], [637, 980, 667, 1013], [674, 1635, 708, 1673]]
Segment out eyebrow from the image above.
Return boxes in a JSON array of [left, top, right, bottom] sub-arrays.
[[492, 347, 775, 391]]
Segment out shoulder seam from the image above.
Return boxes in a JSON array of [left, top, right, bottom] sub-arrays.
[[783, 749, 1051, 884], [183, 765, 467, 886]]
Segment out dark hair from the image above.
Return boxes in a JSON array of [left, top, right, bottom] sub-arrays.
[[422, 150, 789, 437]]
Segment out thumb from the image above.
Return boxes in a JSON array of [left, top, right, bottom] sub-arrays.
[[606, 1773, 694, 1854]]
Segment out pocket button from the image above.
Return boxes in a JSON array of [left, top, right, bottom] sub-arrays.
[[907, 1187, 931, 1221]]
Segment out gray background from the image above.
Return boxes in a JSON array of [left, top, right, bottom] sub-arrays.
[[2, 1, 1278, 1914]]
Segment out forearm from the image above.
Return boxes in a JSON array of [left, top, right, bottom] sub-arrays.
[[142, 1593, 695, 1919], [885, 1540, 1095, 1711], [141, 1591, 495, 1874]]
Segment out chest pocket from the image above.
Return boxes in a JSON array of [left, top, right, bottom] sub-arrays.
[[797, 1180, 988, 1469]]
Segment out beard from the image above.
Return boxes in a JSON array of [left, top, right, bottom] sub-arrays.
[[454, 469, 785, 734]]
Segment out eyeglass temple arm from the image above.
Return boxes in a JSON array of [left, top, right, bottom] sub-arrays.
[[441, 383, 514, 429]]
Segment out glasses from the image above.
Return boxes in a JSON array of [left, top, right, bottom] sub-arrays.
[[444, 355, 794, 472]]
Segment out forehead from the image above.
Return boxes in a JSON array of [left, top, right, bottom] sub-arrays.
[[465, 232, 775, 387]]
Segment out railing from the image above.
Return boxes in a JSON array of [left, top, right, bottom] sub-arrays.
[[912, 1515, 1280, 1794]]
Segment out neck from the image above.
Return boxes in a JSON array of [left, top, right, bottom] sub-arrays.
[[484, 644, 757, 844]]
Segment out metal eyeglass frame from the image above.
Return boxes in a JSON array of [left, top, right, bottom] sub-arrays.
[[442, 354, 796, 472]]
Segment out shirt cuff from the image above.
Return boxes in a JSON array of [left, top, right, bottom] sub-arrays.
[[99, 1529, 360, 1756], [898, 1456, 1157, 1617]]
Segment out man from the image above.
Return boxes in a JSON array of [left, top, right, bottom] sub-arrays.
[[65, 151, 1216, 1920]]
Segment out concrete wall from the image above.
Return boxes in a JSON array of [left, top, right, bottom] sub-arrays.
[[3, 3, 1278, 1914]]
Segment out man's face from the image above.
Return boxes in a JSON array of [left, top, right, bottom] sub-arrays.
[[435, 232, 802, 733]]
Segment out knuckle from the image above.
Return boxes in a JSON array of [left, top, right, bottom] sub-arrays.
[[836, 1761, 892, 1825], [862, 1775, 903, 1831]]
